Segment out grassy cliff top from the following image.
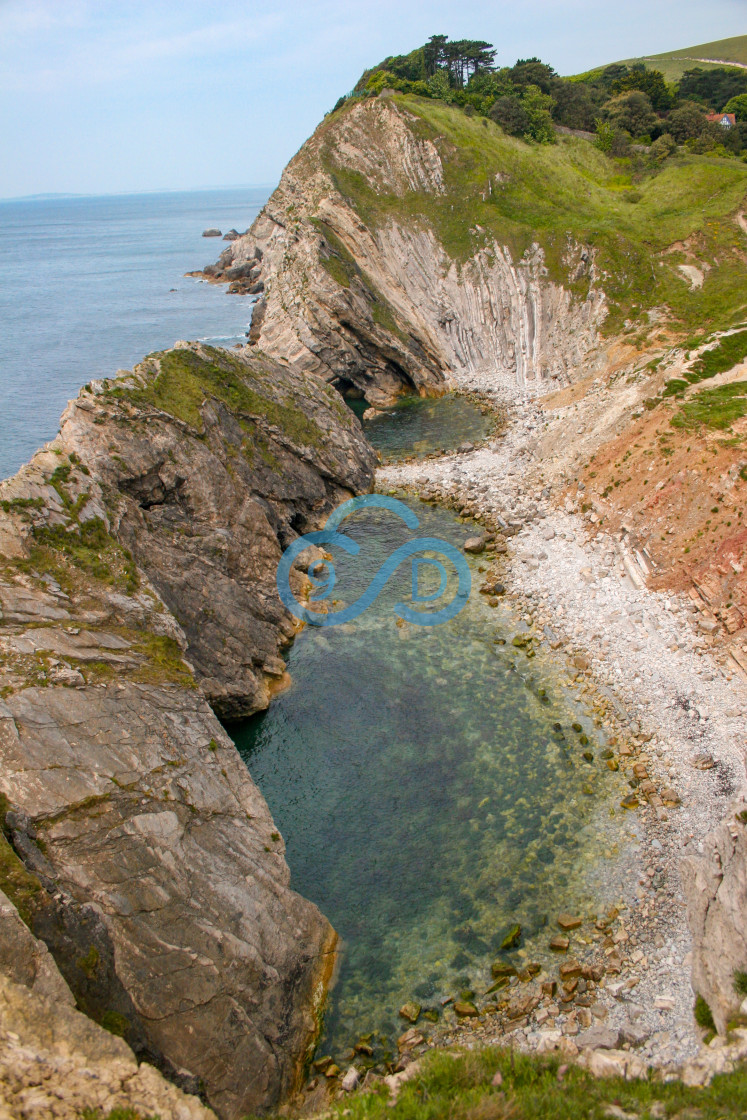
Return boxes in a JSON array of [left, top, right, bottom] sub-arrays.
[[318, 94, 747, 335], [607, 34, 747, 83]]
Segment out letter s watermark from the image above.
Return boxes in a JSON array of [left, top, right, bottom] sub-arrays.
[[276, 495, 471, 628]]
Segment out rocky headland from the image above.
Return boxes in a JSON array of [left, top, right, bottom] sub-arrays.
[[0, 343, 375, 1118]]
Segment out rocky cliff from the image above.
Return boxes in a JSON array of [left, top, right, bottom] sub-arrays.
[[200, 96, 606, 404], [0, 885, 216, 1120], [682, 799, 747, 1034], [0, 342, 375, 1117]]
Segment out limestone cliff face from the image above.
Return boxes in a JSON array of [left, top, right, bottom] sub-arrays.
[[0, 886, 216, 1120], [202, 97, 606, 404], [0, 343, 375, 1117], [681, 799, 747, 1034]]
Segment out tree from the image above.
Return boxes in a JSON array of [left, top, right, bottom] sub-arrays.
[[678, 67, 747, 110], [423, 35, 448, 77], [551, 78, 595, 130], [509, 57, 556, 93], [489, 96, 530, 135], [522, 85, 557, 143], [724, 93, 747, 122], [597, 64, 631, 89], [611, 67, 674, 111], [427, 68, 455, 102], [602, 90, 658, 138], [665, 101, 709, 142], [595, 119, 615, 153], [649, 133, 677, 161], [422, 34, 495, 88]]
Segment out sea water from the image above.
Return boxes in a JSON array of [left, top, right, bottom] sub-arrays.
[[0, 187, 268, 479], [231, 498, 636, 1059]]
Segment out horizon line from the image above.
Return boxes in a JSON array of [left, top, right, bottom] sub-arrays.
[[0, 183, 278, 204]]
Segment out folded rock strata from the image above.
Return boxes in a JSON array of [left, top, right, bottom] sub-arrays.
[[201, 97, 605, 403]]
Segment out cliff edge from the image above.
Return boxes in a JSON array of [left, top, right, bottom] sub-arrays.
[[0, 342, 375, 1117]]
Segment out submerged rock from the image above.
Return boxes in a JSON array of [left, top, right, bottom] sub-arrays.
[[399, 1001, 421, 1023], [499, 923, 522, 950]]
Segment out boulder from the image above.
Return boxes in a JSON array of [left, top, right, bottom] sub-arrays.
[[202, 228, 222, 237], [577, 1025, 620, 1050], [463, 536, 485, 554]]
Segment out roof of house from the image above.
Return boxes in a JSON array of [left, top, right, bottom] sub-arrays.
[[706, 111, 737, 125]]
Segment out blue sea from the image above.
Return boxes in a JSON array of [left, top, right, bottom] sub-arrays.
[[0, 187, 270, 480]]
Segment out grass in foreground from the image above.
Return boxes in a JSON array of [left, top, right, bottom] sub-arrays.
[[308, 1047, 747, 1120]]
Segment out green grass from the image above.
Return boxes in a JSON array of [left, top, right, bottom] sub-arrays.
[[33, 517, 139, 594], [321, 95, 747, 335], [671, 380, 747, 430], [695, 993, 717, 1031], [292, 1047, 747, 1120], [606, 35, 747, 82], [132, 633, 195, 687], [0, 793, 44, 927], [109, 346, 323, 448], [686, 329, 747, 381]]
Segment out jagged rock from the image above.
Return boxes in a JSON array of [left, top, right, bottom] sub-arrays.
[[202, 229, 221, 237], [56, 342, 376, 720], [585, 1048, 648, 1080], [463, 536, 485, 554], [0, 342, 375, 1117], [0, 888, 215, 1120], [341, 1066, 360, 1092], [681, 801, 747, 1033], [577, 1025, 620, 1050]]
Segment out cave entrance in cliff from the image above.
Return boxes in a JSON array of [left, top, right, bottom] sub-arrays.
[[332, 377, 368, 421]]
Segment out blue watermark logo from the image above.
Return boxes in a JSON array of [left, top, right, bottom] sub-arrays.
[[276, 495, 471, 628]]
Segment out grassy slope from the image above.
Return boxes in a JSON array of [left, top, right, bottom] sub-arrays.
[[607, 34, 747, 82], [292, 1047, 747, 1120], [322, 95, 747, 335]]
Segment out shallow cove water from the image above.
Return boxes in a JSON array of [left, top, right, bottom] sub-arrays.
[[230, 498, 638, 1059], [353, 393, 492, 461]]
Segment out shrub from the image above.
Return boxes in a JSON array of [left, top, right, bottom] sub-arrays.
[[602, 90, 658, 138], [489, 95, 529, 136]]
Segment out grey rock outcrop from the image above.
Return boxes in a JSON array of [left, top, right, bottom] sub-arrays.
[[0, 342, 375, 1116], [202, 97, 605, 404], [681, 799, 747, 1033], [0, 887, 215, 1120]]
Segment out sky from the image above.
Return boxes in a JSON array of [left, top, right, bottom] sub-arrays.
[[0, 0, 745, 199]]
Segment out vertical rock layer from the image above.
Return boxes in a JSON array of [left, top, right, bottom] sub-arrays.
[[202, 97, 605, 403]]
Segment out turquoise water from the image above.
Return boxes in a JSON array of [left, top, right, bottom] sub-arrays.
[[231, 498, 632, 1059], [358, 394, 493, 461], [0, 188, 268, 479]]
